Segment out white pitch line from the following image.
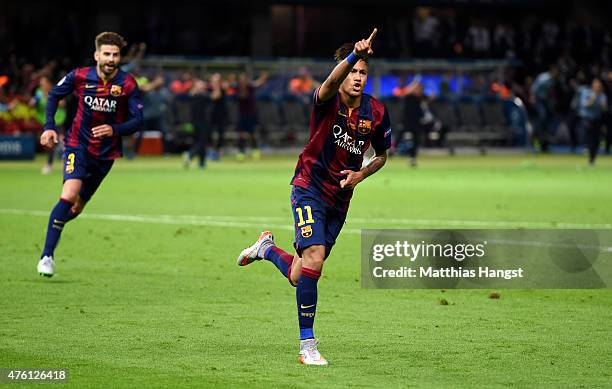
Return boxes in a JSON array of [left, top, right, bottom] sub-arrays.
[[0, 208, 361, 234], [2, 209, 611, 252], [350, 217, 612, 229], [0, 208, 610, 231]]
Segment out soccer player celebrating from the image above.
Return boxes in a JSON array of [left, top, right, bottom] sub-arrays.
[[37, 32, 143, 277], [237, 28, 391, 365]]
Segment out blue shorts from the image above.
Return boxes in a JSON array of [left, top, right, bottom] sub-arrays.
[[63, 147, 114, 203], [291, 186, 347, 259]]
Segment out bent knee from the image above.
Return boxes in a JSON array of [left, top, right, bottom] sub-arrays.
[[61, 191, 79, 203], [71, 197, 85, 213], [301, 245, 326, 271], [305, 257, 324, 270], [61, 181, 82, 203]]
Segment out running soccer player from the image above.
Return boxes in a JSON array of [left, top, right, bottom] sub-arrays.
[[237, 28, 391, 365], [37, 32, 143, 277]]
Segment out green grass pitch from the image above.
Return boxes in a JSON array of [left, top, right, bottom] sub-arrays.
[[1, 153, 611, 388]]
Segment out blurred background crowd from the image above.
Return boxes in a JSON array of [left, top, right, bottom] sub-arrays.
[[1, 0, 611, 165]]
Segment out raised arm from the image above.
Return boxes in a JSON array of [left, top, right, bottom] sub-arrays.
[[317, 28, 377, 102], [252, 71, 269, 89]]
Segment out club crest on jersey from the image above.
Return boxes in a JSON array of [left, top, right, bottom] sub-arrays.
[[301, 225, 313, 238], [110, 85, 122, 97], [357, 119, 372, 135]]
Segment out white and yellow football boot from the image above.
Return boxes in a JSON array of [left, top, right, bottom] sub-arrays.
[[298, 339, 328, 366]]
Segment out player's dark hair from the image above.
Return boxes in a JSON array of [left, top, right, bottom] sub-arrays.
[[334, 43, 369, 64], [95, 32, 127, 51]]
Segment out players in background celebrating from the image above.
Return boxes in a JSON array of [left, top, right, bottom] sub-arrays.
[[575, 78, 607, 165], [31, 76, 67, 174], [37, 32, 143, 277], [236, 28, 391, 365], [235, 71, 268, 161]]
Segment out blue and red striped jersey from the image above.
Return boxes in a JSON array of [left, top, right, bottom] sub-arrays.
[[45, 66, 143, 160], [291, 87, 392, 211]]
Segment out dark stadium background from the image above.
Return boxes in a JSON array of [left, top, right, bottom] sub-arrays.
[[3, 1, 611, 60]]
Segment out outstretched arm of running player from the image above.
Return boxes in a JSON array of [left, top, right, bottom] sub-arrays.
[[41, 71, 76, 148]]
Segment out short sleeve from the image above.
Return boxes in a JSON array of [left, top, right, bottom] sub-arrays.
[[313, 86, 338, 107], [372, 106, 392, 153]]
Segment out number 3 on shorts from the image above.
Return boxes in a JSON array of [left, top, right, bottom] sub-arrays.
[[65, 153, 75, 174], [296, 205, 315, 226]]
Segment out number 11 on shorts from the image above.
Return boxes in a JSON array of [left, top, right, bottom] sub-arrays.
[[296, 206, 314, 226]]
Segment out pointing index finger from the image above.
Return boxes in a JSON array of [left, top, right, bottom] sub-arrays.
[[366, 28, 378, 44]]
